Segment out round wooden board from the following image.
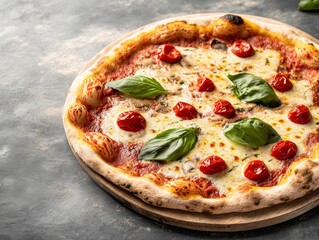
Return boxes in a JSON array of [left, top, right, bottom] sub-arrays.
[[68, 14, 319, 232]]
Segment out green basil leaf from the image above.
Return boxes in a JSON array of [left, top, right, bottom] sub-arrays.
[[138, 127, 198, 162], [223, 118, 281, 148], [107, 75, 167, 99], [299, 0, 319, 11], [227, 73, 281, 108]]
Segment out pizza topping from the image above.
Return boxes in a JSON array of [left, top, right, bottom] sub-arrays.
[[138, 127, 198, 162], [227, 73, 281, 108], [103, 86, 116, 97], [288, 104, 312, 124], [107, 75, 167, 99], [193, 177, 224, 198], [157, 44, 182, 63], [173, 101, 198, 120], [197, 77, 216, 92], [231, 40, 255, 58], [306, 133, 319, 147], [213, 100, 236, 118], [210, 39, 228, 51], [271, 74, 293, 92], [270, 140, 298, 160], [244, 160, 269, 182], [117, 111, 146, 132], [198, 155, 228, 175], [223, 118, 281, 148]]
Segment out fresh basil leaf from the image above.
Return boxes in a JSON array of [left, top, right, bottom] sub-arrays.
[[223, 118, 281, 148], [299, 0, 319, 11], [107, 75, 167, 99], [227, 73, 281, 108], [138, 127, 198, 162]]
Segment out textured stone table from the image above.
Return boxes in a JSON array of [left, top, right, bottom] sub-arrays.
[[0, 0, 319, 239]]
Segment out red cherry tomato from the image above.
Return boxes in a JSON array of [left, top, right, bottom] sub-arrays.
[[199, 156, 227, 175], [288, 105, 312, 124], [271, 74, 293, 92], [197, 77, 216, 92], [271, 140, 298, 160], [157, 44, 182, 63], [213, 100, 236, 118], [117, 111, 146, 132], [231, 40, 255, 58], [173, 101, 198, 120], [244, 160, 269, 182]]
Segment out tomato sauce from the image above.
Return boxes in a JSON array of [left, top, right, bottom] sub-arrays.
[[111, 142, 163, 177], [193, 177, 225, 198]]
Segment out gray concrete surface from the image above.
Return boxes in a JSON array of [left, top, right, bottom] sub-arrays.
[[0, 0, 318, 239]]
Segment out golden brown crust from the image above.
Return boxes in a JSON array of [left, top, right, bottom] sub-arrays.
[[63, 13, 319, 214]]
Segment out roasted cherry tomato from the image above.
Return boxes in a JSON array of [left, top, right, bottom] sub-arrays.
[[157, 44, 182, 63], [271, 74, 293, 92], [244, 160, 269, 182], [271, 140, 298, 160], [199, 155, 227, 175], [117, 111, 146, 132], [288, 104, 312, 124], [231, 40, 255, 58], [173, 101, 198, 120], [197, 77, 216, 92], [213, 99, 236, 118]]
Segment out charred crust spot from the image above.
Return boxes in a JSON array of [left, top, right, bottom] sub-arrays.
[[221, 14, 244, 25], [190, 200, 200, 206], [253, 197, 260, 206], [124, 183, 131, 189], [302, 184, 311, 190], [209, 205, 215, 210], [280, 196, 290, 202], [156, 200, 163, 206], [185, 205, 190, 209], [202, 210, 211, 215]]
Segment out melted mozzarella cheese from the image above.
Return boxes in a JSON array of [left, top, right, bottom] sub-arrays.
[[100, 46, 317, 195]]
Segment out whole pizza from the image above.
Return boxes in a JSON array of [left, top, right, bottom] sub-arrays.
[[63, 14, 319, 214]]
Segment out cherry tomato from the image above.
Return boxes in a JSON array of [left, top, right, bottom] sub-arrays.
[[117, 111, 146, 132], [271, 74, 293, 92], [231, 40, 255, 58], [244, 160, 269, 182], [197, 77, 216, 92], [213, 100, 236, 118], [157, 44, 182, 63], [199, 156, 227, 175], [173, 101, 198, 120], [271, 140, 298, 160], [288, 104, 312, 124]]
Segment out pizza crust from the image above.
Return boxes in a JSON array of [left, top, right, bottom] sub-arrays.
[[63, 13, 319, 214]]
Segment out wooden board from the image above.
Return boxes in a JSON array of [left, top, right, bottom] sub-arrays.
[[69, 14, 319, 232]]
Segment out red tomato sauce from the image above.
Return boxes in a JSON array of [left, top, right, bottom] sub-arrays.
[[193, 177, 225, 198], [111, 143, 163, 177]]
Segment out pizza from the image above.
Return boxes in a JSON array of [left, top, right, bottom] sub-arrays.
[[63, 13, 319, 214]]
